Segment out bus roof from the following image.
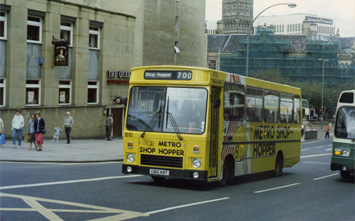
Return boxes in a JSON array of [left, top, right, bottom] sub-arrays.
[[130, 65, 301, 95]]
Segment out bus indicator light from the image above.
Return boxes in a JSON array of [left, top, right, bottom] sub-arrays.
[[193, 146, 200, 153]]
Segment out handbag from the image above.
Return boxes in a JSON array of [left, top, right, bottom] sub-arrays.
[[24, 134, 29, 143], [42, 128, 46, 134], [0, 134, 6, 145]]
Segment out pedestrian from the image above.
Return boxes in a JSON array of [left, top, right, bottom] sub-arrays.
[[325, 123, 330, 139], [301, 124, 304, 137], [12, 109, 24, 148], [0, 117, 5, 146], [0, 117, 4, 135], [106, 114, 113, 141], [34, 112, 45, 151], [27, 113, 37, 150], [52, 124, 63, 143], [63, 112, 73, 144]]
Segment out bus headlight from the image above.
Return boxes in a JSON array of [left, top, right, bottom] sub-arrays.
[[342, 149, 351, 157], [334, 148, 351, 157], [126, 153, 135, 163], [192, 158, 202, 168]]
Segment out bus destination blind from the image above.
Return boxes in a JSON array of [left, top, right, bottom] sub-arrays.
[[144, 71, 192, 80]]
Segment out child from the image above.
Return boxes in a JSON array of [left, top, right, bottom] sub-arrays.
[[52, 124, 63, 143]]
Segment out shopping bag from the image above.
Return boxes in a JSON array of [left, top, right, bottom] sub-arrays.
[[0, 134, 6, 145]]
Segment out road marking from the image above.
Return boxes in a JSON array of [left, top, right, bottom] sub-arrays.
[[0, 175, 143, 190], [301, 153, 332, 158], [254, 183, 300, 194], [325, 148, 332, 151], [302, 161, 330, 165], [301, 148, 310, 151], [313, 173, 339, 181], [303, 140, 323, 144], [0, 192, 148, 220], [146, 197, 230, 215]]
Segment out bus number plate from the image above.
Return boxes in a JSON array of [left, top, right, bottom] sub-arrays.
[[149, 169, 169, 176]]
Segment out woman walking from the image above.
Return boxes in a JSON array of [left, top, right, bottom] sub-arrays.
[[27, 113, 37, 150], [34, 112, 45, 151]]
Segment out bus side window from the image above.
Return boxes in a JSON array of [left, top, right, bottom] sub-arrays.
[[280, 93, 293, 124], [294, 95, 301, 124], [246, 87, 263, 122], [224, 83, 245, 121], [264, 90, 279, 123]]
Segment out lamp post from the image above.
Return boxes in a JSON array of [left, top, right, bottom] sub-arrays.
[[318, 58, 329, 129], [245, 3, 297, 77]]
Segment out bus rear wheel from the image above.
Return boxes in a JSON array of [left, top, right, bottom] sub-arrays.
[[274, 152, 283, 177], [220, 156, 234, 185], [151, 176, 166, 183]]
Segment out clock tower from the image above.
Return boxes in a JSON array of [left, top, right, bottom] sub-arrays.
[[222, 0, 253, 34]]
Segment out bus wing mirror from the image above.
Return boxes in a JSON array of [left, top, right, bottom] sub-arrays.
[[214, 99, 221, 108]]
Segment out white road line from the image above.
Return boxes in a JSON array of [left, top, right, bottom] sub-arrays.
[[146, 197, 230, 215], [302, 161, 330, 165], [301, 153, 332, 158], [325, 148, 332, 151], [0, 175, 143, 190], [301, 148, 310, 151], [254, 183, 300, 194], [313, 173, 339, 181], [303, 140, 323, 144]]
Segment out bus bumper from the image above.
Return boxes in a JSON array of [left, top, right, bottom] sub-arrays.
[[331, 157, 355, 173], [122, 164, 208, 181]]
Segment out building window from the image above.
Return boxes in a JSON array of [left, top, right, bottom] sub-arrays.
[[208, 60, 217, 70], [0, 11, 7, 39], [89, 26, 100, 49], [88, 81, 99, 104], [27, 16, 42, 43], [60, 21, 73, 46], [26, 80, 40, 105], [59, 80, 71, 104], [175, 16, 180, 29], [0, 79, 5, 106]]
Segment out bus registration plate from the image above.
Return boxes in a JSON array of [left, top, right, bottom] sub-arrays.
[[149, 169, 169, 176]]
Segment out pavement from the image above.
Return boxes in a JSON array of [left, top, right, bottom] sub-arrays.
[[0, 138, 123, 163], [0, 125, 332, 163]]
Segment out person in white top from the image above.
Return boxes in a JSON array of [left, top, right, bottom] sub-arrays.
[[12, 109, 24, 148]]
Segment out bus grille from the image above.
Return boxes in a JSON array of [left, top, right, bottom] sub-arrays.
[[141, 155, 183, 168]]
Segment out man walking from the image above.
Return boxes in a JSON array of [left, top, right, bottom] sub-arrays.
[[12, 109, 24, 148], [63, 112, 74, 144], [106, 114, 114, 141]]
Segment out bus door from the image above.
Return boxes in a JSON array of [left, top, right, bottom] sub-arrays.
[[209, 87, 221, 178]]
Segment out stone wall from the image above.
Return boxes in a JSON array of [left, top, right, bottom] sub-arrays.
[[0, 106, 106, 139]]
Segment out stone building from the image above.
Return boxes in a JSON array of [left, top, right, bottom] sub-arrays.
[[221, 0, 253, 34], [0, 0, 206, 139]]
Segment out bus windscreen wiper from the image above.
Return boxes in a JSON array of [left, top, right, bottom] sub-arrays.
[[141, 107, 162, 138], [166, 97, 183, 141]]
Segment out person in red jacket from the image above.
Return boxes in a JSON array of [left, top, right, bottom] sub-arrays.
[[325, 123, 330, 139]]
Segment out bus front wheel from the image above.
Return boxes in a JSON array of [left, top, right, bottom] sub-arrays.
[[274, 152, 283, 177], [340, 170, 351, 179], [220, 156, 234, 185], [151, 176, 166, 182]]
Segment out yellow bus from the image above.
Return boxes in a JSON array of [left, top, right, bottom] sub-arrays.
[[122, 66, 302, 184]]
